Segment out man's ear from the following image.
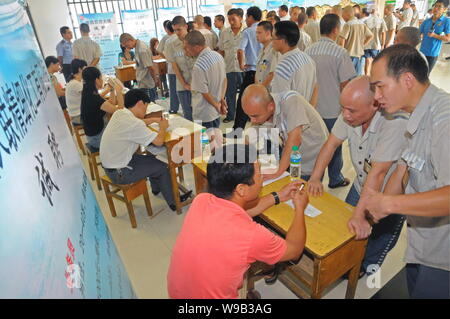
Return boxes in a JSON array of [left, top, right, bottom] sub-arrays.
[[400, 72, 415, 90], [234, 183, 247, 198]]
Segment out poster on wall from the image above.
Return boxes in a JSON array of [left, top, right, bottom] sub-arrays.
[[266, 1, 284, 10], [0, 0, 135, 298], [77, 12, 121, 75], [199, 4, 225, 34], [231, 2, 255, 11], [122, 9, 156, 49], [157, 7, 187, 39]]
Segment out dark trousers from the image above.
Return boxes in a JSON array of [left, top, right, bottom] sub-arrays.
[[168, 74, 180, 112], [425, 56, 438, 73], [61, 64, 71, 83], [104, 153, 175, 207], [233, 71, 255, 131], [406, 263, 450, 299], [323, 118, 345, 186]]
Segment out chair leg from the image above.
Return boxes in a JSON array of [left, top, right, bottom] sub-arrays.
[[92, 156, 102, 191], [177, 166, 185, 184], [125, 200, 137, 228], [75, 130, 86, 155], [142, 186, 153, 218], [87, 155, 95, 181], [102, 181, 117, 217]]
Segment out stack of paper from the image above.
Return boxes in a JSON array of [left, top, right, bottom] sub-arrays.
[[284, 201, 322, 218]]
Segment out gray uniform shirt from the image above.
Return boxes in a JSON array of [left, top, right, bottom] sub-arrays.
[[157, 34, 176, 74], [72, 36, 102, 66], [164, 36, 196, 91], [217, 27, 243, 73], [305, 37, 356, 119], [134, 40, 155, 89], [255, 43, 279, 86], [400, 84, 450, 271]]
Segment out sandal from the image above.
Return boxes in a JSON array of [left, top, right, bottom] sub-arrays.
[[328, 177, 351, 189]]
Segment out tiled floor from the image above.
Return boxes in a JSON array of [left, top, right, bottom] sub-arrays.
[[75, 59, 449, 299]]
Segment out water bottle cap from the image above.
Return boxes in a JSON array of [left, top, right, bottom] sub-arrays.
[[201, 128, 206, 133], [292, 146, 299, 151]]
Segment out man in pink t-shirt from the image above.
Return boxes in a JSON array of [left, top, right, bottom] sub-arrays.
[[167, 144, 308, 299]]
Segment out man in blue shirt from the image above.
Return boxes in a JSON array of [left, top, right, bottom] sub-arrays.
[[231, 6, 263, 134], [56, 26, 73, 82], [419, 0, 450, 72]]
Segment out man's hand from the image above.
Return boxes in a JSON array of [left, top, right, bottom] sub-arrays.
[[183, 83, 191, 91], [262, 171, 283, 182], [159, 118, 169, 131], [277, 180, 304, 202], [428, 32, 437, 39], [219, 98, 228, 115], [364, 187, 393, 223], [348, 214, 372, 240], [292, 188, 309, 212], [307, 177, 324, 197]]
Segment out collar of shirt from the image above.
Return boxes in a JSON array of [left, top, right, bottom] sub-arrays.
[[281, 47, 301, 58], [406, 84, 435, 135], [319, 37, 336, 44], [198, 46, 212, 59], [206, 193, 252, 221], [356, 110, 382, 140], [63, 39, 72, 44]]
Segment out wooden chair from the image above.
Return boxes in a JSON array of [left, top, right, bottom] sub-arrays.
[[101, 176, 153, 228], [73, 124, 86, 155], [63, 109, 73, 135], [85, 143, 102, 191]]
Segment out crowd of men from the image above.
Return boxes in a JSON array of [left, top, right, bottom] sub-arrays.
[[50, 1, 450, 299]]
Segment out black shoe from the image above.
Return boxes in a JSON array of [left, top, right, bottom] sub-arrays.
[[223, 118, 233, 123], [152, 190, 160, 196], [264, 265, 281, 285], [169, 110, 178, 114], [328, 177, 351, 189], [169, 191, 193, 211]]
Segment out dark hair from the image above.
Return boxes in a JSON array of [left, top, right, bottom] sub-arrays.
[[79, 23, 90, 33], [69, 58, 87, 81], [275, 21, 300, 47], [187, 21, 195, 32], [434, 0, 449, 7], [247, 6, 262, 21], [215, 14, 225, 23], [362, 8, 370, 17], [300, 7, 306, 14], [204, 16, 212, 28], [306, 6, 316, 17], [45, 56, 59, 68], [150, 38, 159, 56], [398, 26, 421, 47], [60, 26, 70, 36], [228, 8, 243, 17], [81, 66, 102, 98], [185, 30, 206, 46], [279, 5, 288, 12], [298, 12, 308, 25], [258, 20, 273, 32], [320, 14, 341, 35], [163, 20, 174, 33], [373, 44, 429, 84], [266, 10, 277, 18], [172, 15, 187, 26], [124, 89, 151, 108], [207, 144, 257, 199]]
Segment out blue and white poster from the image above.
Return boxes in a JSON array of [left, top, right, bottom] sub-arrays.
[[157, 7, 187, 39], [122, 9, 156, 47], [266, 1, 284, 10], [0, 0, 135, 298], [231, 2, 255, 11], [199, 4, 225, 34], [78, 12, 121, 75]]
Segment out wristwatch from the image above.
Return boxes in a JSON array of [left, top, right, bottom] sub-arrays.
[[271, 192, 280, 205]]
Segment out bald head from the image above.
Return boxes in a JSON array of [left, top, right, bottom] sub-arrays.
[[341, 76, 374, 108], [242, 84, 275, 125], [342, 6, 354, 21], [242, 84, 273, 108]]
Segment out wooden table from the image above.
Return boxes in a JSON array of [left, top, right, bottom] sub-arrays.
[[115, 65, 136, 82], [149, 115, 204, 214], [192, 162, 367, 299]]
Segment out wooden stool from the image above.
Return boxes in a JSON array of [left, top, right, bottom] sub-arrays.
[[63, 109, 74, 135], [101, 175, 153, 228], [85, 143, 102, 191], [73, 125, 86, 155]]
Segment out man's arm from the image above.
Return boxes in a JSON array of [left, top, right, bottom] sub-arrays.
[[385, 29, 395, 48], [90, 58, 100, 67], [307, 134, 343, 196], [172, 62, 190, 90], [338, 36, 346, 47], [201, 92, 221, 113], [428, 33, 450, 42], [261, 72, 274, 87], [150, 119, 169, 146], [237, 49, 246, 71], [309, 83, 319, 107]]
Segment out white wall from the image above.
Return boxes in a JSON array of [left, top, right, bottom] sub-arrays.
[[27, 0, 73, 59]]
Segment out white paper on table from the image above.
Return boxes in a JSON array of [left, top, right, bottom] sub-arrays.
[[284, 201, 322, 218], [153, 58, 166, 63], [148, 115, 202, 138], [146, 102, 166, 114], [262, 171, 290, 187]]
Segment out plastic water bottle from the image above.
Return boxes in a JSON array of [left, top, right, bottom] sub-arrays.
[[201, 128, 211, 160], [290, 146, 302, 181]]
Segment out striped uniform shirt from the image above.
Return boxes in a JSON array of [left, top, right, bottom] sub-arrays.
[[191, 47, 226, 123], [305, 37, 356, 119], [400, 84, 450, 271], [271, 48, 317, 102]]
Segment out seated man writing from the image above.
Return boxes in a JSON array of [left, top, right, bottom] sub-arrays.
[[167, 144, 308, 299], [99, 89, 191, 211]]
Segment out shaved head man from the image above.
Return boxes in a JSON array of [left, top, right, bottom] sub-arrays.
[[242, 84, 328, 182], [308, 76, 408, 277]]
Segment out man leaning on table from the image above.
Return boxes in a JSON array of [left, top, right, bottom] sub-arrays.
[[242, 84, 328, 182], [364, 45, 450, 299], [307, 76, 408, 277], [99, 89, 191, 212], [168, 144, 308, 299]]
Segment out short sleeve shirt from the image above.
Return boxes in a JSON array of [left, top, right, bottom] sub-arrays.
[[255, 43, 279, 85], [400, 84, 450, 271], [305, 37, 356, 119], [134, 39, 155, 89], [419, 16, 450, 57], [384, 14, 397, 31], [297, 29, 312, 51], [304, 19, 321, 43], [99, 108, 157, 169], [268, 91, 328, 175], [56, 39, 73, 64], [332, 111, 409, 193], [167, 193, 287, 299], [80, 93, 106, 137], [364, 16, 388, 50], [271, 48, 317, 102], [164, 36, 196, 91], [191, 48, 226, 122], [218, 27, 243, 73], [72, 36, 102, 65], [238, 23, 262, 71], [65, 79, 83, 117], [157, 34, 176, 74], [339, 18, 373, 57], [398, 7, 413, 29]]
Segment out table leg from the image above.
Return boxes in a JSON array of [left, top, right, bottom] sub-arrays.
[[168, 162, 182, 214], [345, 261, 363, 299]]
